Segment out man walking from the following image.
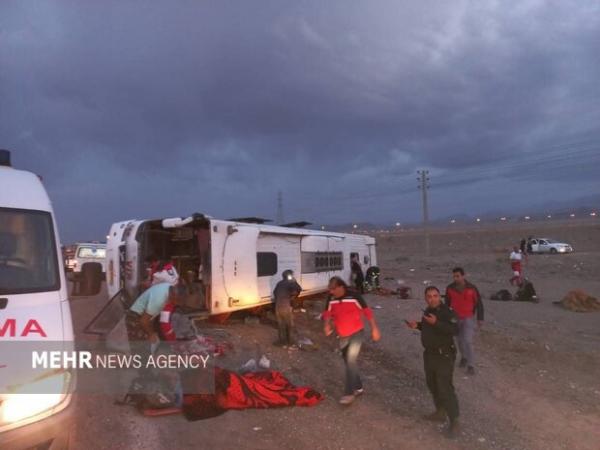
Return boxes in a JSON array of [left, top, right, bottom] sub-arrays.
[[445, 267, 483, 375], [406, 286, 460, 438], [323, 276, 381, 405], [350, 254, 365, 294], [509, 246, 523, 286], [273, 270, 302, 347]]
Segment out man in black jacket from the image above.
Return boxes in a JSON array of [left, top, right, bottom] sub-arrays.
[[273, 270, 302, 347], [407, 286, 460, 438]]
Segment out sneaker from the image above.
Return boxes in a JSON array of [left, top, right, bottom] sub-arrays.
[[423, 409, 447, 423], [354, 388, 364, 396], [458, 358, 467, 368], [444, 420, 460, 439], [339, 395, 355, 405], [467, 366, 475, 375]]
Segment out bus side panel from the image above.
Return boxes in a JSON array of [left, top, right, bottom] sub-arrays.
[[256, 233, 301, 299], [209, 221, 260, 314], [299, 235, 330, 294]]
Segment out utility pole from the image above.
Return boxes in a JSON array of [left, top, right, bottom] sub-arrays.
[[417, 170, 430, 256], [276, 190, 284, 225]]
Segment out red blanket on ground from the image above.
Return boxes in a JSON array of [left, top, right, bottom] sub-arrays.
[[182, 367, 323, 421]]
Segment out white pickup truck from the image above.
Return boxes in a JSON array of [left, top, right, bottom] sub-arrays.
[[64, 242, 106, 296], [64, 243, 106, 275]]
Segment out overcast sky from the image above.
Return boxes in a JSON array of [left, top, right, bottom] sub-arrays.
[[1, 1, 599, 241]]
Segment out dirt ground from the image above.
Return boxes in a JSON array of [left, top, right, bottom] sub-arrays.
[[69, 220, 600, 450]]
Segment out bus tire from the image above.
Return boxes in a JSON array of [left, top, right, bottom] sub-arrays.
[[81, 263, 103, 296]]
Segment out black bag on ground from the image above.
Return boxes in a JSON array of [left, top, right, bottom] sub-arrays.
[[491, 289, 512, 301]]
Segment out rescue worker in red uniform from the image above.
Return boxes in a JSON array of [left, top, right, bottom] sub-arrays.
[[323, 276, 381, 405]]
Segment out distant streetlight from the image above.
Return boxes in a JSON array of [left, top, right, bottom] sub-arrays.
[[570, 213, 576, 218], [476, 218, 481, 222], [450, 219, 456, 224], [590, 212, 597, 217], [500, 217, 507, 221], [395, 222, 401, 227], [353, 224, 358, 229], [321, 225, 325, 230], [547, 215, 552, 219]]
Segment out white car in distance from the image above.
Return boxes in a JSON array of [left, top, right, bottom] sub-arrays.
[[529, 238, 573, 254]]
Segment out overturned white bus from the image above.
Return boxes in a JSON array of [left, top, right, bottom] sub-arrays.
[[106, 214, 377, 316]]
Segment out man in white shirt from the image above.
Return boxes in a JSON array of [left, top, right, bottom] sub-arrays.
[[509, 246, 523, 286]]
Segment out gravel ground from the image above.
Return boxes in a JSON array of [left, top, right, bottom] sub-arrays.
[[69, 221, 600, 450]]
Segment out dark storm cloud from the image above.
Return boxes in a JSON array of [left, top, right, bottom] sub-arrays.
[[1, 1, 599, 240]]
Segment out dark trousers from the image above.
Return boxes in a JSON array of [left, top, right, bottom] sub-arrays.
[[354, 278, 364, 294], [125, 311, 153, 376], [276, 307, 294, 345], [424, 351, 459, 421], [340, 331, 364, 395]]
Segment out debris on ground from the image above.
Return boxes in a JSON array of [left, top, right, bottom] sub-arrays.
[[397, 286, 412, 299], [244, 316, 261, 325], [298, 337, 318, 351], [169, 334, 233, 357], [258, 355, 271, 369], [240, 358, 258, 373], [554, 290, 600, 312], [372, 287, 394, 296]]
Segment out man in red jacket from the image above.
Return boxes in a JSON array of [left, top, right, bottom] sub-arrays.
[[445, 267, 484, 375], [323, 276, 381, 405]]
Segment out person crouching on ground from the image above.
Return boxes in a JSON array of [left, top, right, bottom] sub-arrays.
[[406, 286, 460, 438], [445, 267, 484, 375], [126, 283, 187, 359], [273, 270, 302, 348], [323, 276, 381, 405]]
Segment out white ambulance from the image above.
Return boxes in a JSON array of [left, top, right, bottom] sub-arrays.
[[0, 150, 75, 449]]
